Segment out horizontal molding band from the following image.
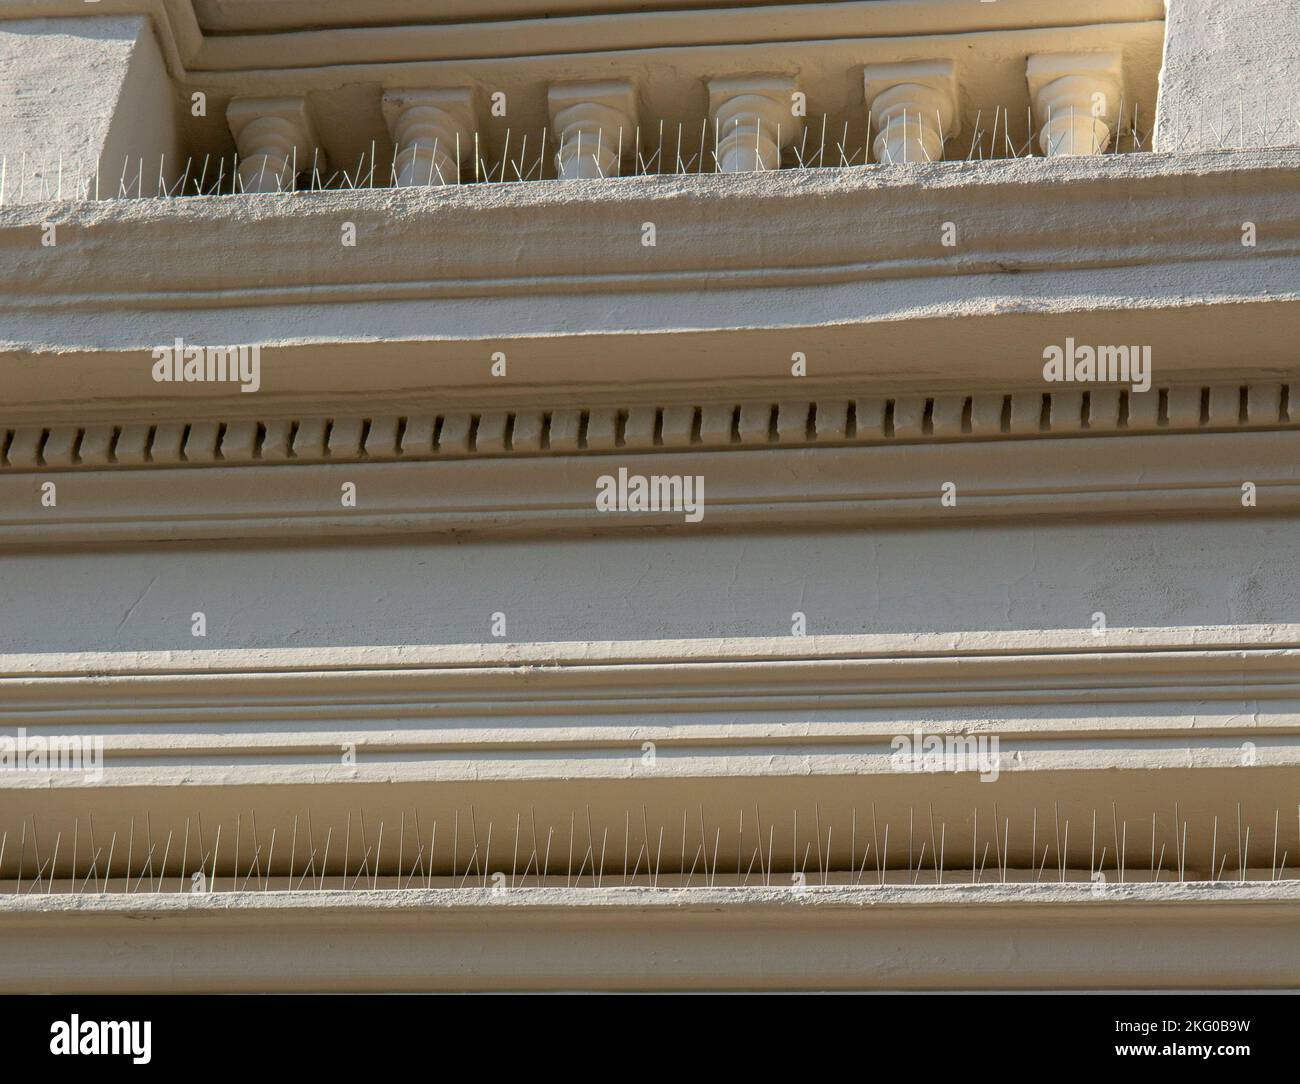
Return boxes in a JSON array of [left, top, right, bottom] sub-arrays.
[[0, 725, 1292, 764], [1, 381, 1295, 472], [188, 11, 1160, 74], [8, 644, 1300, 701], [0, 0, 1165, 76], [4, 151, 1297, 413], [7, 153, 1294, 318], [0, 731, 1291, 777], [0, 429, 1294, 546], [0, 757, 1291, 793], [0, 883, 1293, 992], [2, 880, 1292, 914], [10, 624, 1300, 675], [2, 627, 1299, 773], [191, 0, 1167, 39]]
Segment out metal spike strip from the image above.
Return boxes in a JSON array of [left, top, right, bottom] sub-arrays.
[[5, 102, 1289, 207], [0, 803, 1296, 894]]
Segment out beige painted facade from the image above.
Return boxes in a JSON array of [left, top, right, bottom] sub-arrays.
[[0, 0, 1298, 991]]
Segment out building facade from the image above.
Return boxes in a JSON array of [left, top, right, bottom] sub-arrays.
[[0, 0, 1298, 990]]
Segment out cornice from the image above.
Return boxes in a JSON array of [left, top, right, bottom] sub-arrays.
[[0, 423, 1294, 545], [3, 151, 1299, 414], [0, 376, 1294, 463], [10, 152, 1291, 317], [0, 426, 1296, 546], [0, 0, 203, 75]]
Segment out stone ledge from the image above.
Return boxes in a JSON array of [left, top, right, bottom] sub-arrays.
[[0, 882, 1294, 991], [3, 150, 1297, 412]]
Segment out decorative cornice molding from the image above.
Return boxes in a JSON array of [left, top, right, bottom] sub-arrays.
[[8, 623, 1300, 720], [4, 627, 1294, 942], [0, 427, 1296, 545], [0, 379, 1294, 468], [13, 152, 1291, 319], [3, 625, 1297, 790], [3, 151, 1298, 416]]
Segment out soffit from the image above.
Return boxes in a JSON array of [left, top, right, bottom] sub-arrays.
[[191, 0, 967, 34]]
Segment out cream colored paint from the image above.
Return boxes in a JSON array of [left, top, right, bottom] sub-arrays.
[[0, 0, 1296, 992], [0, 884, 1295, 991], [0, 16, 178, 202]]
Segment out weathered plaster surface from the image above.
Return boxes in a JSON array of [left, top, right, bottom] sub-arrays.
[[1, 150, 1297, 415], [0, 16, 179, 202], [1, 518, 1296, 653], [1157, 0, 1300, 151]]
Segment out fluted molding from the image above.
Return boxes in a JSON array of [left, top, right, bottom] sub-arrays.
[[225, 97, 321, 193], [863, 59, 959, 164], [1027, 52, 1124, 157], [707, 76, 802, 173], [382, 88, 476, 187]]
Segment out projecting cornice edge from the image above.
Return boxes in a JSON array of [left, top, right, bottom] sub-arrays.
[[7, 151, 1294, 315], [0, 882, 1293, 992], [2, 150, 1298, 412]]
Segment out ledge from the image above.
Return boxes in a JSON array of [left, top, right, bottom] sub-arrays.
[[0, 882, 1294, 991], [3, 150, 1297, 415]]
